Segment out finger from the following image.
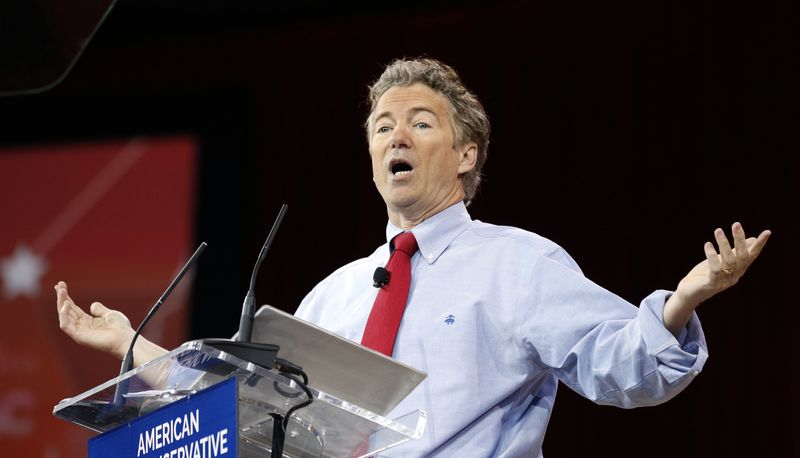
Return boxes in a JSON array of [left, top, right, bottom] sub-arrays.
[[731, 222, 748, 261], [745, 230, 771, 262], [55, 281, 84, 319], [56, 285, 74, 317], [90, 302, 110, 317], [57, 302, 69, 327], [58, 299, 78, 320], [55, 281, 71, 310], [714, 228, 735, 269], [57, 298, 75, 329], [704, 241, 721, 274], [64, 308, 77, 323]]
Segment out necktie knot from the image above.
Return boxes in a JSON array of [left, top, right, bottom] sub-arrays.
[[361, 231, 418, 356], [392, 232, 418, 256]]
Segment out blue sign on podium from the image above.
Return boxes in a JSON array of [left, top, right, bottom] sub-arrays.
[[89, 377, 238, 458]]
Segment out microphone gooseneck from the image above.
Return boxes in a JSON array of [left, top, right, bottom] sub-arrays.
[[237, 203, 288, 343], [113, 241, 208, 405], [197, 203, 309, 458], [202, 203, 288, 369]]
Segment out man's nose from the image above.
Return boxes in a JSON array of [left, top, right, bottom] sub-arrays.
[[390, 125, 411, 149]]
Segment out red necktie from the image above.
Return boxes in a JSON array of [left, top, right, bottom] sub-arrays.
[[361, 232, 418, 356]]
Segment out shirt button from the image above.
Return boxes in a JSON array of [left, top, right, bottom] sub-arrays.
[[427, 254, 433, 261], [693, 371, 700, 376]]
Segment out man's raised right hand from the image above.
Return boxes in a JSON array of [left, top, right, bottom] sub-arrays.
[[55, 281, 134, 361]]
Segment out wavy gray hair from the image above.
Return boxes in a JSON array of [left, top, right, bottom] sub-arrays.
[[365, 58, 491, 205]]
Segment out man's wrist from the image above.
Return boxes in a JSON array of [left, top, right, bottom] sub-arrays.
[[114, 328, 136, 361], [663, 292, 698, 337]]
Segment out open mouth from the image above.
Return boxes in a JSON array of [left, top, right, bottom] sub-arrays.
[[390, 159, 414, 176]]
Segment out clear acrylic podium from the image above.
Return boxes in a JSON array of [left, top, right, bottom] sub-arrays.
[[53, 340, 427, 457]]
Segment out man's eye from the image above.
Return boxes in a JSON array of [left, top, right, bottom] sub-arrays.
[[377, 126, 391, 134], [415, 122, 430, 129]]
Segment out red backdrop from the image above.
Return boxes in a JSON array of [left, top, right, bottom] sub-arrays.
[[0, 136, 197, 457]]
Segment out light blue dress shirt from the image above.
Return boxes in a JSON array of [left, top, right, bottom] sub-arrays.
[[295, 202, 708, 457]]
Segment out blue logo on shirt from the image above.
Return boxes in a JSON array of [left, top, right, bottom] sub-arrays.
[[444, 315, 455, 325]]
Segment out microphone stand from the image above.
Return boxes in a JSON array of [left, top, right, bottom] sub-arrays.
[[112, 242, 208, 406], [202, 204, 311, 458], [201, 204, 287, 370]]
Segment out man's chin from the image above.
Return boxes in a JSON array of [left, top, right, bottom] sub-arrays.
[[380, 187, 418, 206], [384, 198, 417, 211], [382, 193, 425, 215]]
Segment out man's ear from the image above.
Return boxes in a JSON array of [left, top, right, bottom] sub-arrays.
[[457, 142, 478, 175]]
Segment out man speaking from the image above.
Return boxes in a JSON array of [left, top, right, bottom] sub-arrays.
[[56, 58, 771, 457]]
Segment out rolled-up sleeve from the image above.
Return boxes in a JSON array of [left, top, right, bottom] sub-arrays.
[[638, 289, 708, 384], [519, 255, 709, 409]]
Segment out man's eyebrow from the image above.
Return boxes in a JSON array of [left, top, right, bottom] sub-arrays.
[[409, 107, 439, 118], [374, 111, 393, 123], [374, 107, 439, 123]]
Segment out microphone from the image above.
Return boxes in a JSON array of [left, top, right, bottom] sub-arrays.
[[200, 204, 311, 458], [202, 204, 287, 370], [238, 203, 288, 343], [373, 267, 389, 287], [113, 241, 208, 405]]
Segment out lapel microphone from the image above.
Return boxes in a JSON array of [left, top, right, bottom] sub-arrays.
[[373, 267, 389, 288]]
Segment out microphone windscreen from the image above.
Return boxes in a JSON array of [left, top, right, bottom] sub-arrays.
[[373, 267, 389, 287]]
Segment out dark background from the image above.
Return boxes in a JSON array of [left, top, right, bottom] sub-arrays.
[[1, 0, 796, 456]]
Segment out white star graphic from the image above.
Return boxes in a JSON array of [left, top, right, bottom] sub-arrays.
[[0, 244, 48, 300]]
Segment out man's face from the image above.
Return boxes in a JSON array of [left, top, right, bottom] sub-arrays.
[[368, 83, 476, 222]]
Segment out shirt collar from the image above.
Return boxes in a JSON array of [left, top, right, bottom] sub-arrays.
[[385, 201, 473, 264]]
